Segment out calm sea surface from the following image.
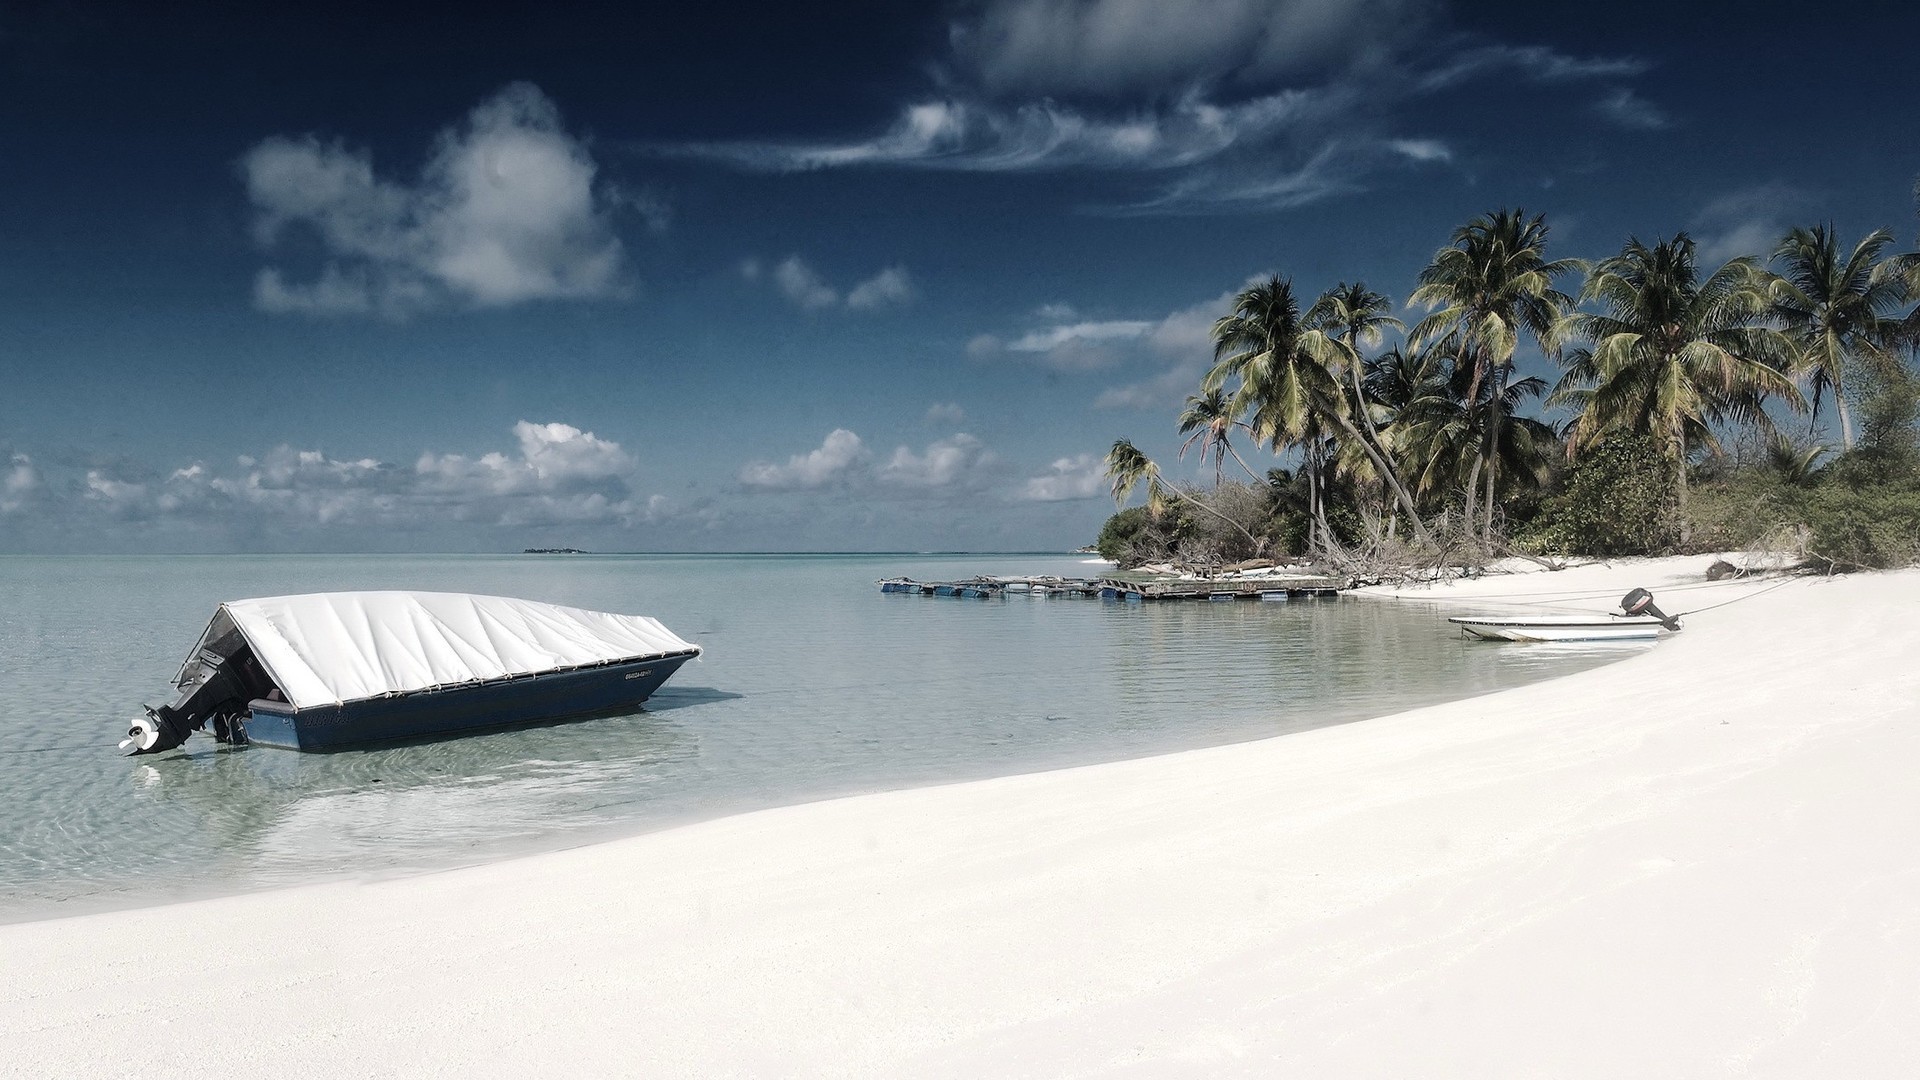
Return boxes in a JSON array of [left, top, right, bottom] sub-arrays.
[[0, 553, 1642, 921]]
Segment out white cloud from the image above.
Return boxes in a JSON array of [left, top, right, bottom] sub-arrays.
[[253, 264, 380, 315], [998, 318, 1158, 370], [30, 421, 652, 535], [966, 333, 1006, 358], [1008, 319, 1156, 352], [243, 82, 629, 317], [750, 255, 916, 312], [1093, 360, 1210, 409], [2, 454, 38, 513], [968, 282, 1238, 397], [738, 429, 869, 490], [846, 266, 915, 309], [772, 255, 841, 310], [417, 421, 635, 498], [1387, 138, 1452, 163], [513, 421, 635, 484], [925, 402, 967, 425], [1020, 453, 1108, 501], [1593, 87, 1670, 130], [878, 434, 994, 488], [735, 430, 1002, 495]]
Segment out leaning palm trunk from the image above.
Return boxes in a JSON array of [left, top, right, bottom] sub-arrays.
[[1461, 452, 1483, 541], [1480, 365, 1509, 539], [1340, 354, 1429, 543], [1328, 409, 1432, 546], [1225, 444, 1265, 485], [1673, 434, 1691, 546], [1834, 380, 1855, 451], [1458, 345, 1486, 524], [1312, 453, 1331, 552]]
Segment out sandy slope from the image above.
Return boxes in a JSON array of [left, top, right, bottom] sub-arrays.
[[5, 558, 1918, 1078]]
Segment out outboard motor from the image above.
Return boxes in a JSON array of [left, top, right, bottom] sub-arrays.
[[1619, 587, 1681, 632], [121, 646, 253, 755]]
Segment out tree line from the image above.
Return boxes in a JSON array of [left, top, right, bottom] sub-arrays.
[[1102, 195, 1920, 571]]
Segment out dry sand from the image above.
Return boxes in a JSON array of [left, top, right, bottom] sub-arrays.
[[5, 556, 1918, 1078]]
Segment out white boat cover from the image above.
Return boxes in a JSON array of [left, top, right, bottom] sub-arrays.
[[188, 592, 699, 710]]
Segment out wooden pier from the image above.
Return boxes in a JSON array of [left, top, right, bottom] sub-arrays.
[[877, 571, 1343, 601]]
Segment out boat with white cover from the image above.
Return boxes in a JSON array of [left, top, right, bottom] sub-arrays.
[[121, 592, 701, 754]]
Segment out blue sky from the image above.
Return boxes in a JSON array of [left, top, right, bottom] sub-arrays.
[[2, 0, 1917, 553]]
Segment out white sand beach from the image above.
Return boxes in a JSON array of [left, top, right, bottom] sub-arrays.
[[5, 555, 1918, 1078]]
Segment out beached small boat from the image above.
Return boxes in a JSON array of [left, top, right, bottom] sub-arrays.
[[1448, 587, 1681, 642], [122, 592, 701, 754], [1446, 614, 1669, 641]]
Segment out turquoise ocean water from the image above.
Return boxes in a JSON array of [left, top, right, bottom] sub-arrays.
[[0, 553, 1639, 921]]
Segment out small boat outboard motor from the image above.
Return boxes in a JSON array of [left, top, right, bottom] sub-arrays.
[[1619, 588, 1681, 631], [120, 645, 255, 755]]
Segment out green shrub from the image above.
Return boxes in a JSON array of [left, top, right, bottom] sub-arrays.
[[1519, 436, 1677, 556], [1799, 481, 1920, 568], [1094, 506, 1154, 562], [1688, 456, 1920, 570]]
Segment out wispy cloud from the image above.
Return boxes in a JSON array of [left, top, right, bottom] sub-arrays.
[[1592, 87, 1671, 130], [675, 91, 1336, 175], [1692, 183, 1808, 265], [951, 0, 1437, 96], [1416, 43, 1649, 91], [967, 282, 1238, 404], [650, 2, 1651, 215], [243, 83, 632, 318]]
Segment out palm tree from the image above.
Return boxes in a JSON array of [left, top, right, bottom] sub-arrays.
[[1206, 276, 1432, 544], [1396, 359, 1560, 516], [1359, 346, 1447, 530], [1554, 234, 1802, 534], [1104, 439, 1264, 553], [1308, 281, 1405, 473], [1764, 431, 1827, 486], [1176, 388, 1262, 484], [1768, 224, 1915, 450], [1410, 209, 1576, 536]]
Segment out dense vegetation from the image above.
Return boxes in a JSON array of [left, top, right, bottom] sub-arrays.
[[1099, 189, 1920, 573]]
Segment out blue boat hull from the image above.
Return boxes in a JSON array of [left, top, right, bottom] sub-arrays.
[[241, 651, 698, 751]]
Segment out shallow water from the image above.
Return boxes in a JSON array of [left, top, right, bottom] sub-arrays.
[[0, 553, 1642, 920]]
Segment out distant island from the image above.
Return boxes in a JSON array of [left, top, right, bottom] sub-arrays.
[[522, 548, 587, 555]]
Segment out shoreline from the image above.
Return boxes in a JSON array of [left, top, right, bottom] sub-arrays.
[[6, 555, 1917, 1075]]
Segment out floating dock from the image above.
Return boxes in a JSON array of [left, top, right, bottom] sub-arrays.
[[877, 576, 1103, 599], [878, 572, 1343, 601]]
